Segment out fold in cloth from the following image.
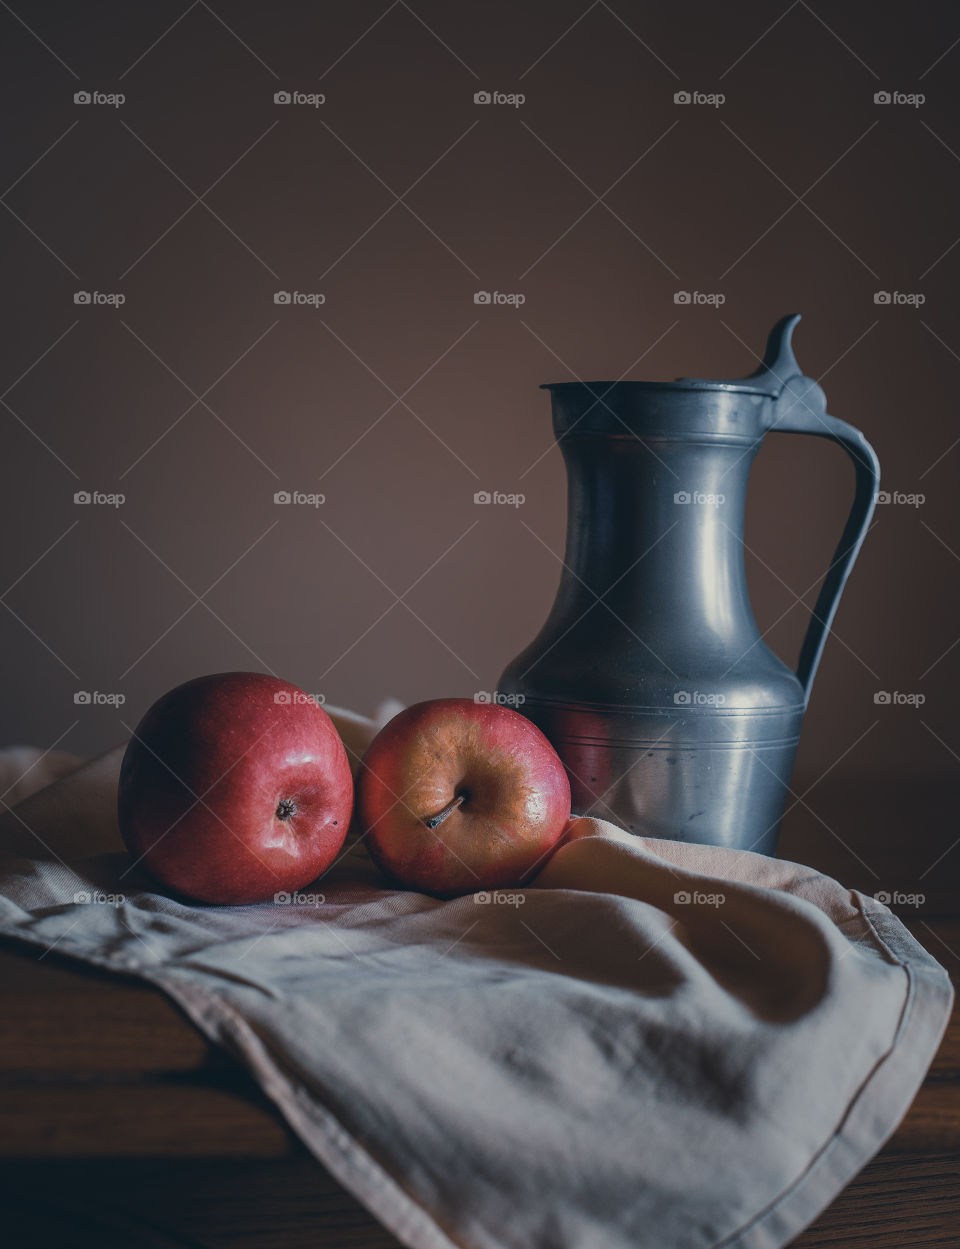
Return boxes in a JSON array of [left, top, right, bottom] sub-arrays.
[[0, 710, 951, 1249]]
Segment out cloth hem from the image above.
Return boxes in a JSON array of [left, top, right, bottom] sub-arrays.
[[715, 898, 954, 1248]]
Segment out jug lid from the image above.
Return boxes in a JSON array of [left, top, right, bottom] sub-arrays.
[[542, 314, 803, 399]]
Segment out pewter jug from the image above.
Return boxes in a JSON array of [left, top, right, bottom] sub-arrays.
[[498, 316, 880, 855]]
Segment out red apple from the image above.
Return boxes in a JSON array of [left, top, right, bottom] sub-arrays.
[[118, 672, 353, 905], [356, 698, 571, 897]]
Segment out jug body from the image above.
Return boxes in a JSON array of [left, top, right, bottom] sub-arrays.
[[498, 318, 880, 854]]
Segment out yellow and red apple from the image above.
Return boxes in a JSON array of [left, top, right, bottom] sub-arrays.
[[356, 698, 571, 897]]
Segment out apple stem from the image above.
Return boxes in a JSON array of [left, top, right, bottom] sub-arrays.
[[424, 792, 466, 830]]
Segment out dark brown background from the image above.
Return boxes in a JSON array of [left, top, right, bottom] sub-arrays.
[[1, 1, 958, 898]]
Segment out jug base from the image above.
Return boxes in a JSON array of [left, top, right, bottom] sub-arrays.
[[512, 698, 802, 856]]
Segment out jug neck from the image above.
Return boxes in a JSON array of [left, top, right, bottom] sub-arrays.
[[557, 432, 762, 650]]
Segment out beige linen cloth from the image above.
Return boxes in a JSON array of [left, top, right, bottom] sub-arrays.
[[0, 706, 952, 1249]]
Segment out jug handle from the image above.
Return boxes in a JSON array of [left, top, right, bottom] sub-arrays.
[[767, 373, 881, 704]]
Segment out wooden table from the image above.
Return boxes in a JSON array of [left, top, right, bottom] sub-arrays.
[[1, 919, 958, 1248]]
